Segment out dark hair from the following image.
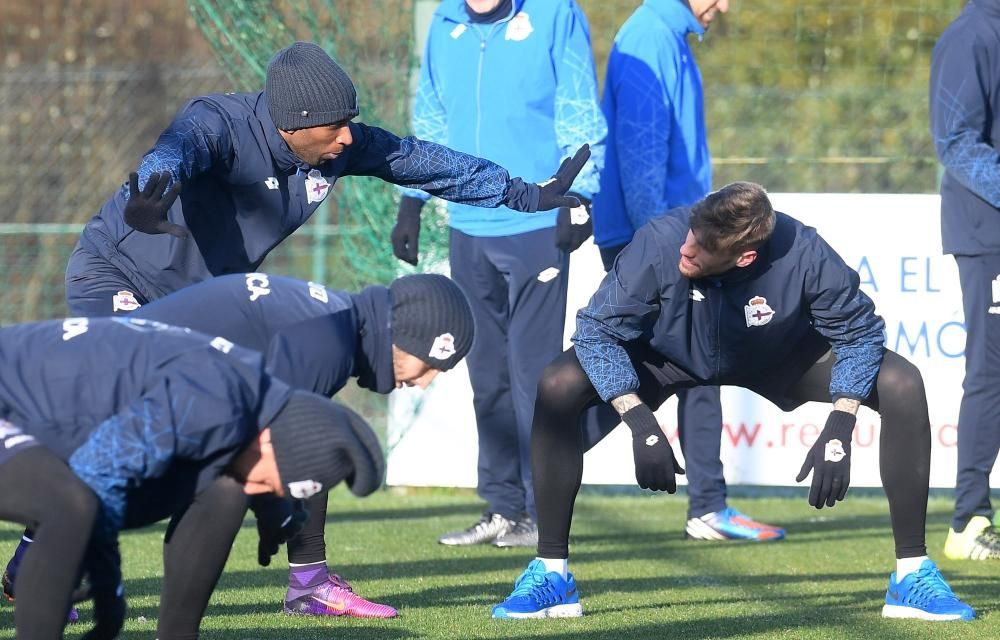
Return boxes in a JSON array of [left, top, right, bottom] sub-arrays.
[[689, 182, 776, 255]]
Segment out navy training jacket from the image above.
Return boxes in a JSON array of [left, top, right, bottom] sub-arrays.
[[131, 273, 395, 397], [76, 91, 533, 301], [0, 317, 291, 534], [573, 211, 886, 403], [929, 0, 1000, 255]]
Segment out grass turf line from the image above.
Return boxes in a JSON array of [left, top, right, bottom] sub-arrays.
[[0, 491, 994, 639]]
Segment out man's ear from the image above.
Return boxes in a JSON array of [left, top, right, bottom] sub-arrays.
[[735, 250, 758, 268]]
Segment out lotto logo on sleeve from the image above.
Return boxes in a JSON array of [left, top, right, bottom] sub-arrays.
[[0, 419, 37, 460]]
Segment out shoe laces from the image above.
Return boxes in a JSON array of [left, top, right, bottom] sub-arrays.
[[510, 568, 561, 605], [974, 526, 1000, 555], [326, 574, 355, 593], [902, 565, 960, 607]]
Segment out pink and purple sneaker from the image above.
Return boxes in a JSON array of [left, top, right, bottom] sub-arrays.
[[284, 574, 398, 618]]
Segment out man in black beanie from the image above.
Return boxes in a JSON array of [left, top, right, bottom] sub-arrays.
[[64, 40, 590, 317], [0, 316, 385, 640], [127, 272, 472, 632]]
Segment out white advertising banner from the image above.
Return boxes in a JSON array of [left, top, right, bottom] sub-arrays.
[[387, 193, 1000, 489]]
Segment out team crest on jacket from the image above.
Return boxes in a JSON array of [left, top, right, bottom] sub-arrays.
[[505, 13, 533, 41], [112, 290, 141, 312], [744, 296, 774, 327], [429, 333, 456, 360], [305, 169, 331, 204]]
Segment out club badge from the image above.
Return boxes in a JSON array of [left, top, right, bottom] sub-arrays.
[[112, 290, 141, 313], [429, 333, 456, 360], [305, 169, 331, 204], [824, 438, 847, 463], [744, 296, 774, 327], [505, 13, 533, 41]]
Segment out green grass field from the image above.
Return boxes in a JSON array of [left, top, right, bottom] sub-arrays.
[[1, 489, 995, 639]]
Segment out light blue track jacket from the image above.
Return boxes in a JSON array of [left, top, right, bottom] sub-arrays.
[[401, 0, 606, 236], [593, 0, 710, 249]]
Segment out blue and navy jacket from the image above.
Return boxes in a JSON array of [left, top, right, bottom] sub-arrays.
[[573, 212, 885, 403], [930, 0, 1000, 255], [401, 0, 606, 236], [0, 317, 291, 536], [593, 0, 710, 250], [78, 91, 534, 301], [132, 273, 395, 397]]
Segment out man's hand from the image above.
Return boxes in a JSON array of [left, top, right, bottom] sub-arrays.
[[795, 410, 856, 508], [252, 496, 308, 566], [391, 196, 424, 265], [123, 171, 189, 238], [621, 404, 685, 492], [536, 144, 591, 211], [555, 193, 592, 252]]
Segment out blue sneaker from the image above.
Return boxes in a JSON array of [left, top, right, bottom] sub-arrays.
[[686, 507, 785, 541], [491, 560, 583, 619], [882, 559, 975, 621]]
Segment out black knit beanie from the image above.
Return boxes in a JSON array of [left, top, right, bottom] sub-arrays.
[[269, 392, 385, 499], [265, 41, 360, 131], [389, 274, 475, 372]]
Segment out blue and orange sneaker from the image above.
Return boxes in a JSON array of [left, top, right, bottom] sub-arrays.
[[686, 507, 785, 541], [882, 559, 975, 621], [491, 559, 583, 619], [2, 569, 79, 623]]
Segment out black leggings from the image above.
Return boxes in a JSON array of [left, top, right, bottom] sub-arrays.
[[532, 348, 930, 560], [0, 447, 98, 640], [157, 476, 249, 640], [286, 492, 328, 564]]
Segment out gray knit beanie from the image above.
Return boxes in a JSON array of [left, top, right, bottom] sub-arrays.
[[265, 41, 360, 131], [389, 274, 475, 372], [270, 392, 385, 499]]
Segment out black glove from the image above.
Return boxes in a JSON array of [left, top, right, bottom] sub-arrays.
[[80, 583, 126, 640], [391, 196, 424, 265], [621, 404, 685, 492], [555, 193, 593, 252], [251, 495, 309, 567], [123, 171, 188, 238], [795, 409, 855, 508], [536, 144, 591, 211], [599, 243, 627, 272], [78, 527, 125, 640]]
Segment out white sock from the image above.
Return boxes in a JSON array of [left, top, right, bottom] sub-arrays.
[[896, 555, 928, 580], [538, 557, 568, 580]]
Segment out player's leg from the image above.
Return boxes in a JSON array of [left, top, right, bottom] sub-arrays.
[[493, 344, 681, 619], [678, 386, 786, 542], [492, 348, 594, 619], [0, 444, 97, 640], [157, 476, 249, 640], [65, 245, 147, 316], [495, 227, 570, 548], [282, 492, 397, 618], [946, 255, 1000, 560], [442, 229, 521, 544], [783, 348, 974, 621]]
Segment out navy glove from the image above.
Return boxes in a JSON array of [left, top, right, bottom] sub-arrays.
[[251, 496, 309, 567], [80, 583, 126, 640], [123, 171, 188, 238], [536, 144, 591, 211], [391, 196, 424, 265], [622, 404, 685, 492], [795, 410, 855, 508], [555, 193, 592, 252], [78, 527, 125, 640]]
